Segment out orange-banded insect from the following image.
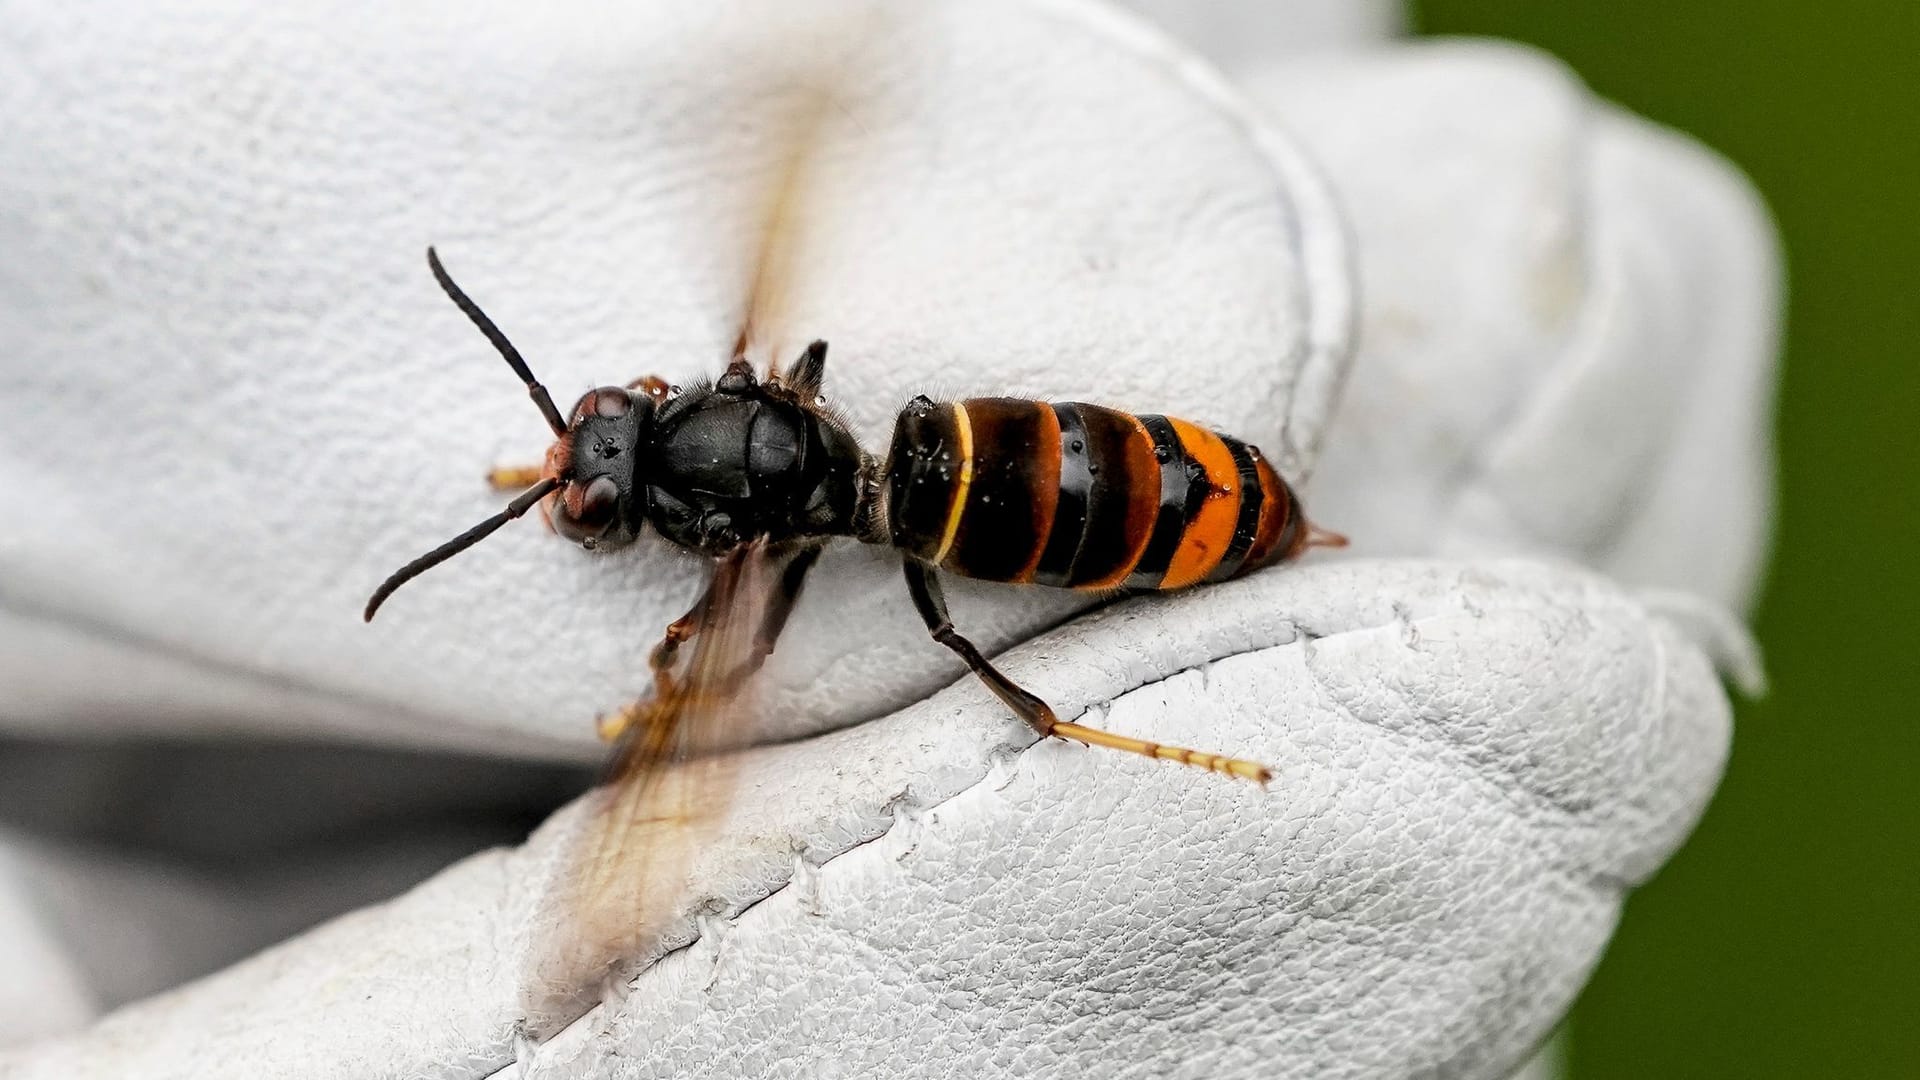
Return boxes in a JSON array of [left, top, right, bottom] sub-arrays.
[[889, 398, 1334, 593], [366, 316, 1345, 784], [879, 396, 1343, 780], [360, 13, 1345, 1025]]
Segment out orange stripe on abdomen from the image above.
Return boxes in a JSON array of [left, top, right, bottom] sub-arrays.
[[1160, 419, 1242, 589], [1242, 451, 1293, 569]]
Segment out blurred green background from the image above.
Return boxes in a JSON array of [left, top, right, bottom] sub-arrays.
[[1410, 3, 1920, 1077]]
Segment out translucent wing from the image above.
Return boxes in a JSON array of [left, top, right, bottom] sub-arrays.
[[520, 3, 889, 1033], [731, 97, 828, 372], [521, 542, 785, 1033], [728, 2, 889, 377]]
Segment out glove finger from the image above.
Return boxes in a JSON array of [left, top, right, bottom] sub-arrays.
[[1116, 0, 1403, 73], [1251, 44, 1780, 612]]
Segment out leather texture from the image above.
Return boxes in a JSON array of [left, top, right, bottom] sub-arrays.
[[0, 1, 1776, 1077], [8, 560, 1732, 1080], [0, 0, 1349, 756], [1251, 44, 1780, 616]]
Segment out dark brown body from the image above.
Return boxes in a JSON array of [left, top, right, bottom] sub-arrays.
[[886, 396, 1309, 592]]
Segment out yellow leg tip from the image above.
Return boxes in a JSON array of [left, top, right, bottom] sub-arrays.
[[1226, 759, 1273, 785], [488, 465, 546, 491], [595, 710, 634, 743], [1050, 719, 1270, 785]]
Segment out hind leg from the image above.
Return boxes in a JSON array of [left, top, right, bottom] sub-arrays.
[[901, 559, 1271, 783]]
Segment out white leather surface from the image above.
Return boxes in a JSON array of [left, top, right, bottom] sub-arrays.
[[6, 559, 1731, 1080], [1251, 44, 1781, 615], [0, 1, 1778, 1077], [0, 0, 1351, 755], [1120, 0, 1404, 68]]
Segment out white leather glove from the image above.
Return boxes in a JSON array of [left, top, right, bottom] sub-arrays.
[[0, 1, 1773, 1077]]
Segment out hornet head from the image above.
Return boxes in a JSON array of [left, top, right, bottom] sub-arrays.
[[364, 248, 659, 621]]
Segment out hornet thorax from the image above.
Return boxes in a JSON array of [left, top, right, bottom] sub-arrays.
[[643, 364, 870, 555]]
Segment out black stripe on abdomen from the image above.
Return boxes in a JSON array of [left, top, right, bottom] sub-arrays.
[[1205, 436, 1266, 583], [885, 397, 962, 561], [1032, 403, 1092, 587], [1058, 404, 1156, 588], [1127, 415, 1197, 588]]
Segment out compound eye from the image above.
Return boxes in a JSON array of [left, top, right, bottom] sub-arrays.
[[592, 388, 630, 418], [573, 387, 630, 421], [554, 476, 620, 543]]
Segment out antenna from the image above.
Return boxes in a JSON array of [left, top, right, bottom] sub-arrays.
[[364, 476, 561, 621], [427, 247, 568, 436]]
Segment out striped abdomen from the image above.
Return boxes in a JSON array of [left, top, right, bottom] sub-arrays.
[[886, 397, 1311, 590]]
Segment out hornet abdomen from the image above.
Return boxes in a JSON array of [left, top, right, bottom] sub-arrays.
[[886, 397, 1311, 591]]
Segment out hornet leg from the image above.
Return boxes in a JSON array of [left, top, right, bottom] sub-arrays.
[[627, 374, 673, 404], [902, 559, 1270, 783], [742, 544, 823, 676], [597, 546, 823, 742], [487, 464, 547, 492], [595, 582, 713, 743]]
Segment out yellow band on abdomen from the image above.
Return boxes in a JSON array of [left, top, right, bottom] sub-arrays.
[[930, 402, 975, 565]]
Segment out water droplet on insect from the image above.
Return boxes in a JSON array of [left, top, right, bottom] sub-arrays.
[[1070, 439, 1084, 453], [1154, 445, 1171, 462], [1087, 463, 1100, 475], [815, 395, 827, 406], [669, 384, 682, 395]]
